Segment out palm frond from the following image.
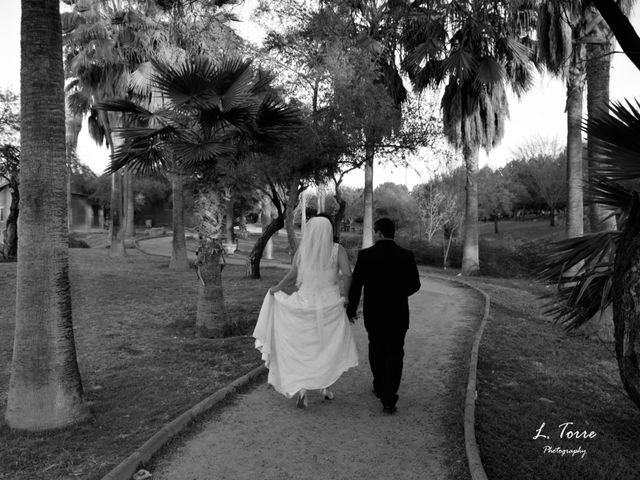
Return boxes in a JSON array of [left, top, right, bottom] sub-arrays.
[[584, 100, 640, 181], [172, 139, 237, 171], [66, 90, 90, 115], [543, 267, 614, 330], [537, 231, 619, 285], [443, 48, 477, 82], [93, 99, 158, 127], [476, 57, 504, 84], [585, 175, 633, 211], [151, 56, 222, 110], [107, 125, 178, 175], [250, 96, 303, 146], [129, 61, 154, 98], [87, 109, 106, 147]]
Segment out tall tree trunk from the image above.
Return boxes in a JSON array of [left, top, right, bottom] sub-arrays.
[[580, 38, 616, 342], [493, 217, 499, 234], [109, 170, 126, 256], [65, 108, 82, 233], [362, 144, 375, 248], [566, 48, 586, 240], [262, 196, 273, 260], [124, 170, 135, 238], [461, 145, 480, 275], [67, 167, 72, 231], [225, 189, 235, 245], [301, 191, 307, 235], [612, 193, 640, 410], [5, 0, 90, 430], [169, 172, 189, 271], [285, 174, 301, 260], [587, 41, 616, 233], [246, 215, 284, 279], [195, 238, 226, 338], [1, 178, 19, 260], [238, 215, 248, 239], [550, 209, 556, 227], [333, 182, 347, 243]]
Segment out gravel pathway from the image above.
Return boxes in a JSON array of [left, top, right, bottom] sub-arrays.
[[151, 276, 482, 480]]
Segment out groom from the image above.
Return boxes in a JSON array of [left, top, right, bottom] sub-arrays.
[[346, 218, 421, 414]]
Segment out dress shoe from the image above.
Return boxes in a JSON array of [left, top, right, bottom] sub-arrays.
[[322, 388, 334, 400], [382, 405, 397, 415], [296, 389, 307, 409]]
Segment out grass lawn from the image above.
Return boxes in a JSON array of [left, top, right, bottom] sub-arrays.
[[478, 218, 566, 243], [0, 247, 283, 480], [467, 276, 640, 480]]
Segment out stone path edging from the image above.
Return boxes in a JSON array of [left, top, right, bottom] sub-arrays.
[[424, 273, 490, 480], [100, 365, 267, 480], [132, 235, 173, 258]]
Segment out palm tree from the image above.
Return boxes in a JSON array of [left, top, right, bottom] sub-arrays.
[[538, 1, 636, 339], [403, 1, 536, 275], [97, 56, 301, 336], [5, 0, 90, 430], [539, 99, 640, 410], [537, 1, 635, 236], [537, 1, 586, 239], [63, 0, 170, 256]]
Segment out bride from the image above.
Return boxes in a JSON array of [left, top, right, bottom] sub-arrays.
[[253, 216, 359, 408]]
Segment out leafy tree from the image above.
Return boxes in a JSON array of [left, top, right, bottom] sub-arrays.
[[373, 182, 418, 233], [413, 169, 465, 267], [477, 167, 516, 234], [0, 90, 20, 260], [402, 0, 537, 275]]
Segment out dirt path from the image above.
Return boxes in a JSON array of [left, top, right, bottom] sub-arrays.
[[151, 276, 482, 480]]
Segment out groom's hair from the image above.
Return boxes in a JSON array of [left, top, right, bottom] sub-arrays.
[[374, 218, 395, 239]]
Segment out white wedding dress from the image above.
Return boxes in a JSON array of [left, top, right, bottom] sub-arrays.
[[253, 243, 359, 397]]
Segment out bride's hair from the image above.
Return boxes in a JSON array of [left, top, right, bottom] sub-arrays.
[[293, 216, 334, 285]]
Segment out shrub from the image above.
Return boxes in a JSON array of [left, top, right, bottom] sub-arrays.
[[479, 239, 550, 278], [69, 233, 91, 249]]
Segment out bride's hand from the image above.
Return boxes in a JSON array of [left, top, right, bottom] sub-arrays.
[[269, 286, 280, 295]]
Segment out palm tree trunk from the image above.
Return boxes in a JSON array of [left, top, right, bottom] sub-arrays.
[[5, 0, 90, 430], [225, 189, 235, 245], [285, 173, 301, 260], [169, 172, 189, 271], [65, 109, 82, 232], [587, 41, 616, 233], [124, 170, 135, 238], [581, 39, 616, 342], [461, 145, 480, 275], [612, 193, 640, 409], [195, 238, 226, 338], [109, 171, 126, 255], [362, 144, 375, 248], [246, 215, 284, 279], [566, 49, 586, 239], [1, 178, 19, 260]]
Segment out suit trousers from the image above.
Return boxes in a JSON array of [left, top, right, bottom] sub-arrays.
[[367, 326, 407, 408]]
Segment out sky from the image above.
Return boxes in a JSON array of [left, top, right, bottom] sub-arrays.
[[1, 1, 639, 190]]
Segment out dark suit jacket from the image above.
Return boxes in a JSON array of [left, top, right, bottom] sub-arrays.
[[347, 239, 421, 333]]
